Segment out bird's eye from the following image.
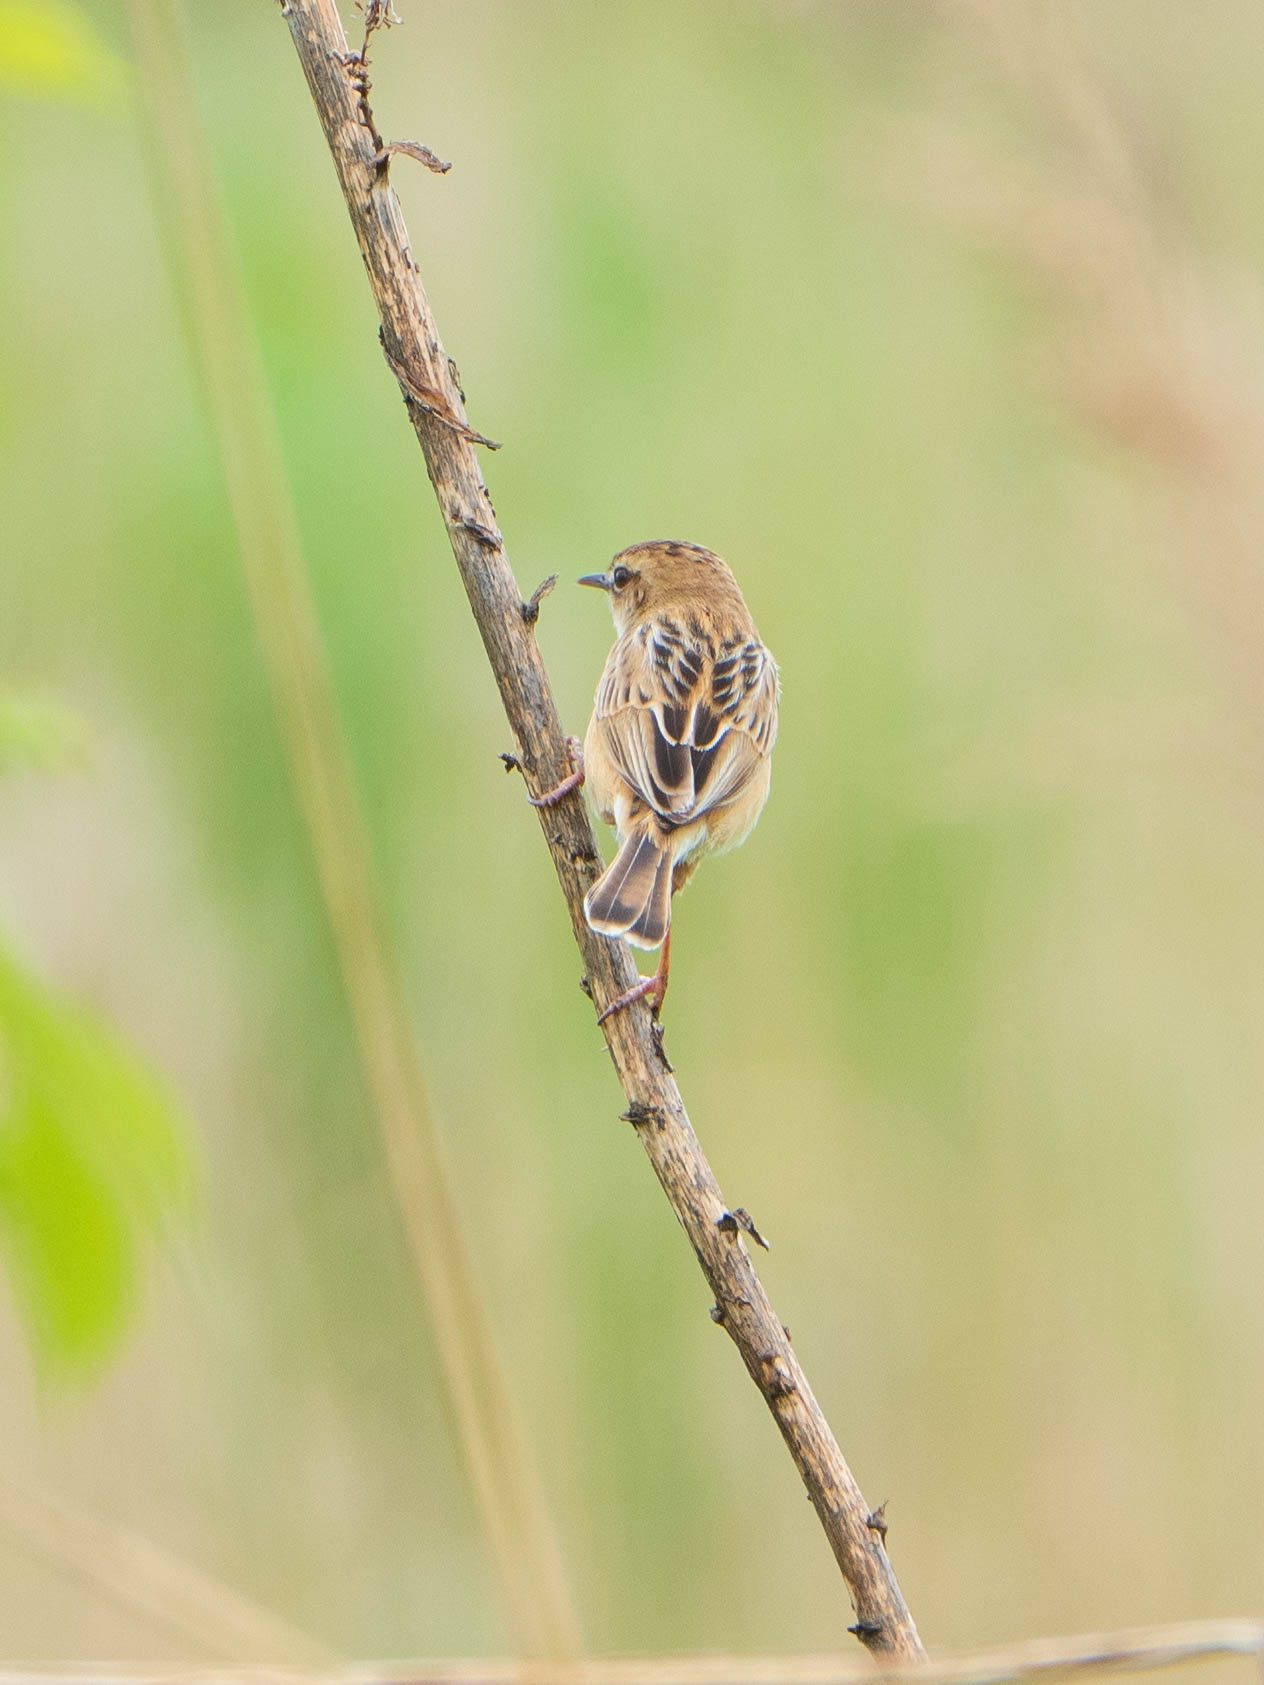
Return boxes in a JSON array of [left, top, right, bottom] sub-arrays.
[[611, 565, 634, 589]]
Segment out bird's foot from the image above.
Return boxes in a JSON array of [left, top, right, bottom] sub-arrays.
[[596, 971, 664, 1025], [528, 737, 585, 807], [597, 928, 671, 1026]]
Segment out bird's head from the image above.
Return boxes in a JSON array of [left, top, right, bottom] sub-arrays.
[[578, 540, 744, 636]]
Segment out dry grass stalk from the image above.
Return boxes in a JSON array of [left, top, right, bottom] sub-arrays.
[[122, 0, 581, 1664], [1, 1615, 1262, 1685], [0, 1473, 336, 1665]]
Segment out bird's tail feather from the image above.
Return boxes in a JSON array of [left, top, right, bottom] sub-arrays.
[[584, 831, 673, 950]]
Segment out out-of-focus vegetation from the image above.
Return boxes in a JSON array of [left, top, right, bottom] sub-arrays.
[[2, 0, 1264, 1666], [0, 693, 192, 1380], [0, 0, 124, 103], [0, 927, 192, 1377]]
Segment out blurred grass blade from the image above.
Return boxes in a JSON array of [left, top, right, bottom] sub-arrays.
[[0, 940, 193, 1377], [0, 1470, 338, 1664], [121, 0, 581, 1663]]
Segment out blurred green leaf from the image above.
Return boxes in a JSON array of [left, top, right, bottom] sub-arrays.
[[0, 1, 126, 105], [0, 693, 87, 775], [0, 940, 195, 1377]]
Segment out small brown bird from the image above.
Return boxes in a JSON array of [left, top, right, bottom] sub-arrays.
[[575, 540, 779, 1022]]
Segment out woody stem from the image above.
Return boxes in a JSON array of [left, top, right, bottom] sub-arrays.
[[278, 0, 924, 1660]]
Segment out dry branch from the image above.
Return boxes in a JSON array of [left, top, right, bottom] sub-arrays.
[[279, 0, 921, 1659], [5, 1617, 1264, 1685]]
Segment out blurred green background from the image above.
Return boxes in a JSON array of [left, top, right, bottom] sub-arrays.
[[3, 0, 1264, 1665]]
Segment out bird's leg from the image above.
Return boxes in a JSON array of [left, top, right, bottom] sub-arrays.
[[597, 926, 672, 1025], [528, 736, 585, 807], [653, 924, 672, 1014]]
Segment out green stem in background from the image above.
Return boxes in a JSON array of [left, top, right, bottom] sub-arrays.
[[120, 0, 582, 1666]]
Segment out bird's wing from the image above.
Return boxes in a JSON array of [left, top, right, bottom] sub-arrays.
[[595, 619, 779, 827]]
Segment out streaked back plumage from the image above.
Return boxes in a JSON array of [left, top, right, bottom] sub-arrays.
[[581, 540, 778, 956]]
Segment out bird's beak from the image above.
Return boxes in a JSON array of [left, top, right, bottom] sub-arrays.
[[577, 572, 612, 591]]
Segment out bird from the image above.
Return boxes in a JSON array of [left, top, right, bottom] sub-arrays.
[[566, 540, 779, 1024]]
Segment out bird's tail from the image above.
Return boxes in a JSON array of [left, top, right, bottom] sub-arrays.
[[584, 829, 673, 950]]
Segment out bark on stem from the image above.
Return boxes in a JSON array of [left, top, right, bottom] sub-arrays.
[[278, 0, 924, 1659]]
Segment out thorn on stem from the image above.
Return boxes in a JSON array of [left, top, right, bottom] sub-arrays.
[[650, 1017, 674, 1072], [866, 1501, 890, 1540], [457, 516, 501, 548], [620, 1100, 663, 1128], [849, 1622, 885, 1642], [381, 339, 501, 450], [500, 752, 523, 776], [717, 1207, 769, 1250], [735, 1207, 769, 1249], [373, 139, 451, 174], [760, 1353, 796, 1398], [521, 574, 558, 625]]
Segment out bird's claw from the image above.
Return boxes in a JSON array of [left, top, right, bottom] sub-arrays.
[[596, 971, 663, 1025], [528, 736, 585, 807]]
